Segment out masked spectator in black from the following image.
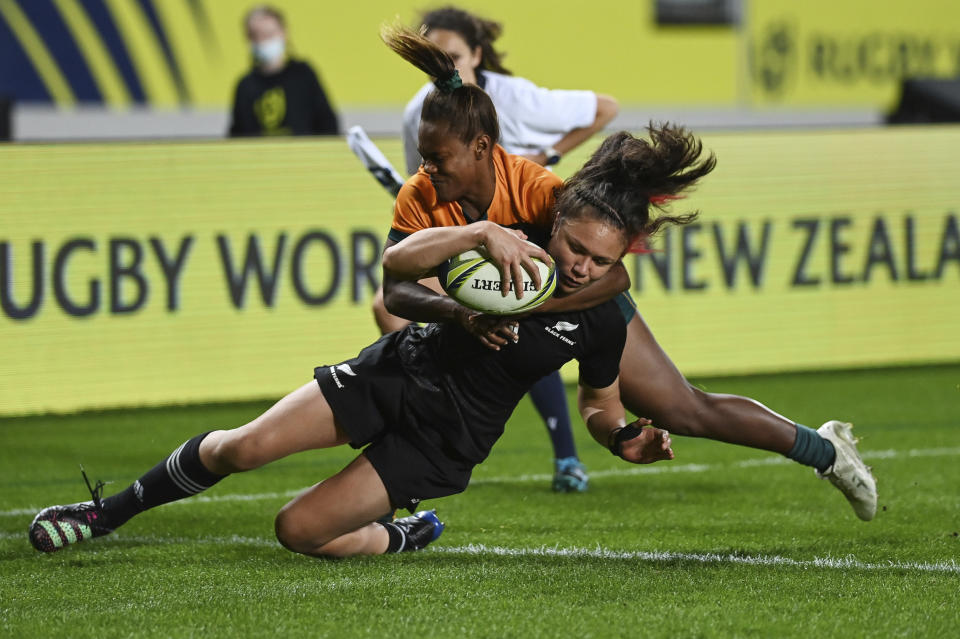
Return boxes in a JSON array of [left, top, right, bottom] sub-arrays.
[[228, 5, 339, 136]]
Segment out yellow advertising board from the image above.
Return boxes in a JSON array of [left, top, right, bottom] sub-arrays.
[[6, 0, 960, 112], [748, 0, 960, 107], [1, 127, 958, 416], [0, 138, 392, 415], [0, 0, 738, 108], [624, 126, 960, 375]]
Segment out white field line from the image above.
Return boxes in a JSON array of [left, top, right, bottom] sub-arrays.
[[0, 489, 308, 518], [477, 446, 960, 484], [431, 544, 960, 574], [3, 445, 959, 519], [2, 531, 958, 575], [0, 531, 277, 548]]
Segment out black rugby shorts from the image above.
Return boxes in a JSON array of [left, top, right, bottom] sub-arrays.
[[314, 331, 473, 512]]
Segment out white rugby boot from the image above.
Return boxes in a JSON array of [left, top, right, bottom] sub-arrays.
[[815, 420, 877, 521]]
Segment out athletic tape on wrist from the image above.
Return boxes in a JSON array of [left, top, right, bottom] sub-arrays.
[[608, 423, 645, 457]]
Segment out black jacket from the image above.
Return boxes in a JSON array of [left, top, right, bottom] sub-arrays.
[[228, 59, 339, 136]]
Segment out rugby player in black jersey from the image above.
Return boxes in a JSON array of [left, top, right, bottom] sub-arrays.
[[28, 125, 705, 558], [379, 24, 877, 523]]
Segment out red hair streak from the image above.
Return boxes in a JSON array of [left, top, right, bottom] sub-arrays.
[[649, 194, 685, 205], [627, 235, 654, 254], [628, 194, 686, 253]]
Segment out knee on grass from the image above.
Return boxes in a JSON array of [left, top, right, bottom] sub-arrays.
[[273, 507, 351, 558]]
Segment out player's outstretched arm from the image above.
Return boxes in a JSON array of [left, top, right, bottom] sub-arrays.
[[383, 226, 490, 281], [579, 380, 673, 464], [381, 269, 465, 324], [525, 94, 620, 166], [579, 378, 628, 445], [381, 231, 527, 349], [616, 421, 674, 464], [383, 222, 549, 296]]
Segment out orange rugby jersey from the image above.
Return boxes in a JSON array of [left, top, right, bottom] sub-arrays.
[[388, 145, 561, 243]]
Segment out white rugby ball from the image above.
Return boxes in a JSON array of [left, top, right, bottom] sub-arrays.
[[436, 241, 556, 315]]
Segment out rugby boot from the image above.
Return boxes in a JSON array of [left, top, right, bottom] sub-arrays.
[[815, 421, 878, 521], [388, 510, 445, 552], [552, 456, 588, 493], [28, 468, 114, 552]]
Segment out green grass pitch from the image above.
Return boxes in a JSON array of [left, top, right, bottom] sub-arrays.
[[2, 364, 959, 638]]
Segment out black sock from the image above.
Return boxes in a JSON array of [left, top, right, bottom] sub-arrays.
[[382, 522, 405, 553], [100, 432, 226, 528]]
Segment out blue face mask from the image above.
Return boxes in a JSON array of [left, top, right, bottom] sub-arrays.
[[252, 37, 285, 65]]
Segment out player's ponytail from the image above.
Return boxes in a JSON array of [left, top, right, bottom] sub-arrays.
[[381, 24, 500, 145], [420, 6, 512, 76], [556, 124, 717, 242], [381, 24, 460, 92]]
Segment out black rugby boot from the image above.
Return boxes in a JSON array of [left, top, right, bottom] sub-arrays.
[[28, 468, 114, 553], [386, 510, 445, 552]]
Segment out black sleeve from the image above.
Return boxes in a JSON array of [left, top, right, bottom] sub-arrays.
[[307, 66, 339, 135], [578, 307, 626, 389]]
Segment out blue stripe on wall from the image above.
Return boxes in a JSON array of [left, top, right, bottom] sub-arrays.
[[137, 0, 189, 103], [19, 0, 102, 102], [78, 0, 146, 103], [0, 7, 52, 102]]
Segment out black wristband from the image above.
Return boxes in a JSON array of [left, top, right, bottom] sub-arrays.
[[543, 146, 562, 166], [606, 426, 625, 452], [608, 423, 644, 457]]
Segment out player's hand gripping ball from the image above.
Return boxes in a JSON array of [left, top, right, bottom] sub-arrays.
[[436, 241, 556, 315]]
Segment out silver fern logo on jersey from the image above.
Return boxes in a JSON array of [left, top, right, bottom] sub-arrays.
[[545, 321, 579, 345], [329, 363, 356, 389]]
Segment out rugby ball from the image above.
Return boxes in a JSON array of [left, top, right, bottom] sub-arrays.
[[436, 241, 556, 315]]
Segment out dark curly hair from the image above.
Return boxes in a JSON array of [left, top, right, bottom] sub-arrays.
[[556, 124, 717, 242], [420, 6, 511, 75]]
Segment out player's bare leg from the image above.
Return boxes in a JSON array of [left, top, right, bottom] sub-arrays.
[[273, 454, 441, 557], [617, 312, 876, 520], [617, 313, 797, 453], [274, 455, 392, 556], [200, 382, 349, 474], [31, 382, 351, 552]]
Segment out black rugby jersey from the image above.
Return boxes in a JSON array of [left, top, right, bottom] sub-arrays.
[[396, 298, 625, 465]]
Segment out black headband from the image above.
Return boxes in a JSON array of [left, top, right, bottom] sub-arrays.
[[573, 186, 626, 227]]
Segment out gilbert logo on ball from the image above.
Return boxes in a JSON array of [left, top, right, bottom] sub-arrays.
[[437, 242, 556, 315]]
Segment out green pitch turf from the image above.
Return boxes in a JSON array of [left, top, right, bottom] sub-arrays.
[[2, 364, 959, 638]]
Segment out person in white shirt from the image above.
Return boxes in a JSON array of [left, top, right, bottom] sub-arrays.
[[401, 7, 618, 175]]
